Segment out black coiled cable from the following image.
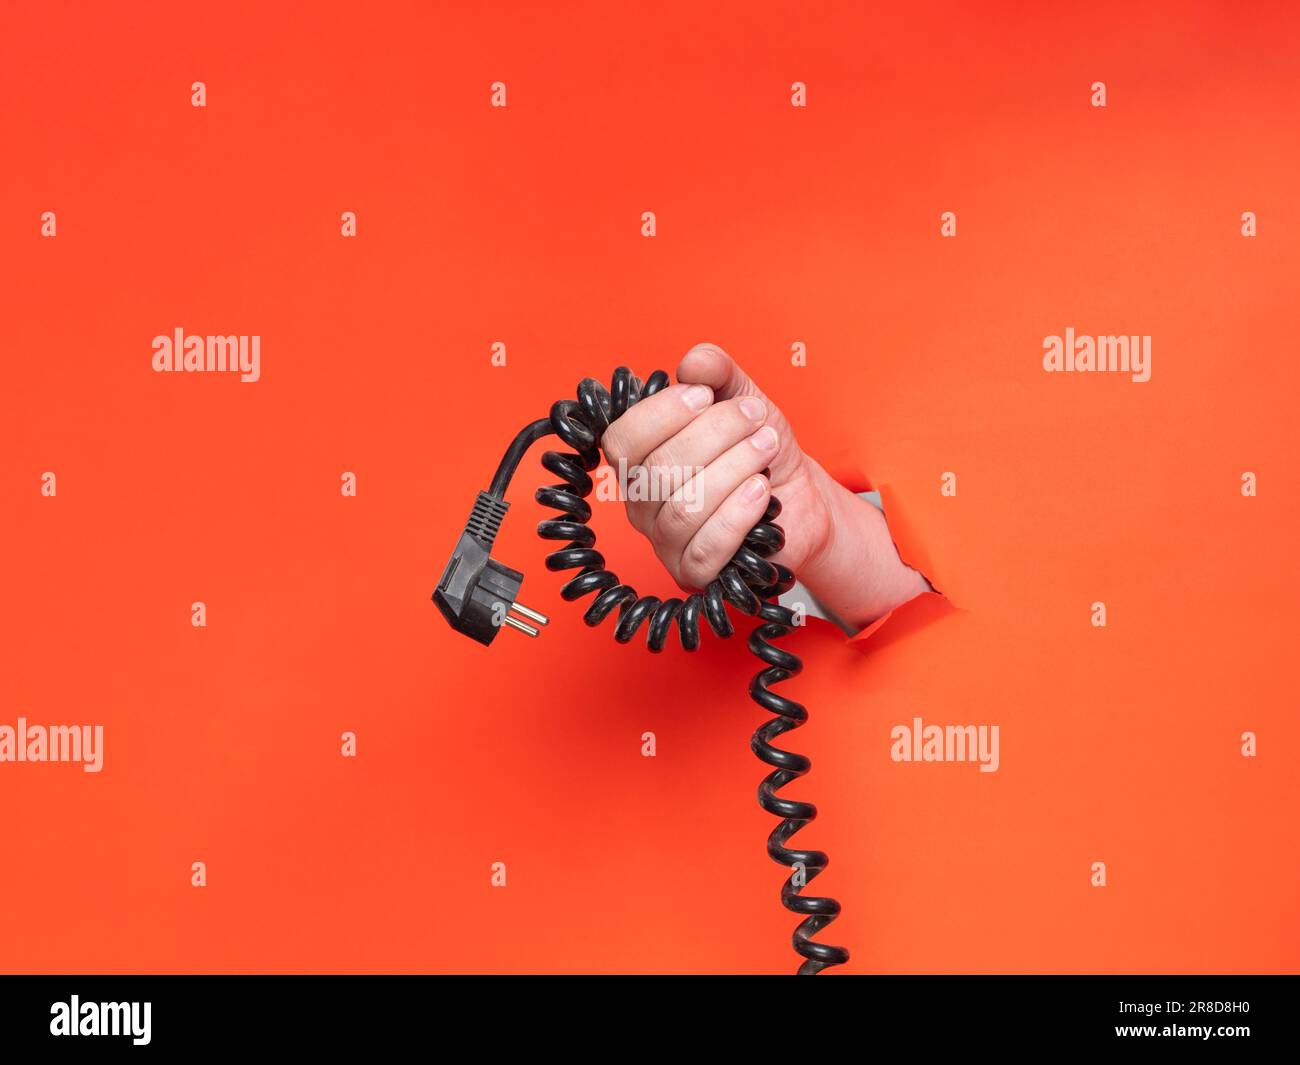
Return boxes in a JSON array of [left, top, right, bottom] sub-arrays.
[[489, 366, 849, 975]]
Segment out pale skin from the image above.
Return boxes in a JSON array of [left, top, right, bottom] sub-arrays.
[[600, 343, 931, 632]]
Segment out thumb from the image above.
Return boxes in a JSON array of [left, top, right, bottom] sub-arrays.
[[675, 342, 804, 483], [675, 342, 767, 404]]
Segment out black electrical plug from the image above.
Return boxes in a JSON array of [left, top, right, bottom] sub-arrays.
[[433, 491, 549, 645]]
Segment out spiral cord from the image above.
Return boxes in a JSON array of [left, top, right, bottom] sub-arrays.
[[527, 366, 850, 975]]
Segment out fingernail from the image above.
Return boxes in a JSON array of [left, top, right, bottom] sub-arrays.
[[683, 384, 712, 411], [742, 476, 767, 502], [750, 426, 778, 452], [740, 397, 766, 421]]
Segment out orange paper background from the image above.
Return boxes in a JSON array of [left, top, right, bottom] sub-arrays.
[[2, 0, 1297, 973]]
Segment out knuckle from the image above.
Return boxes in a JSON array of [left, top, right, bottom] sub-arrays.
[[714, 503, 745, 540], [601, 426, 628, 466], [682, 535, 717, 586], [642, 442, 680, 479], [657, 544, 694, 590], [624, 499, 653, 534], [654, 492, 694, 538]]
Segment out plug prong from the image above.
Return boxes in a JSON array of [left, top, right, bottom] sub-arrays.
[[502, 615, 540, 637], [510, 602, 549, 626]]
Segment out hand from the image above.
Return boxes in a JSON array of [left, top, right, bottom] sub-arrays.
[[599, 343, 930, 631]]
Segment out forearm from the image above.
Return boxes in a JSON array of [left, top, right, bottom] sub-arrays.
[[795, 462, 930, 632]]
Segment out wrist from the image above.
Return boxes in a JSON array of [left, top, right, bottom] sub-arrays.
[[793, 464, 927, 632]]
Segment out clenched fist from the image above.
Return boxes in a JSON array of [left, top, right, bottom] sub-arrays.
[[600, 343, 929, 631]]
